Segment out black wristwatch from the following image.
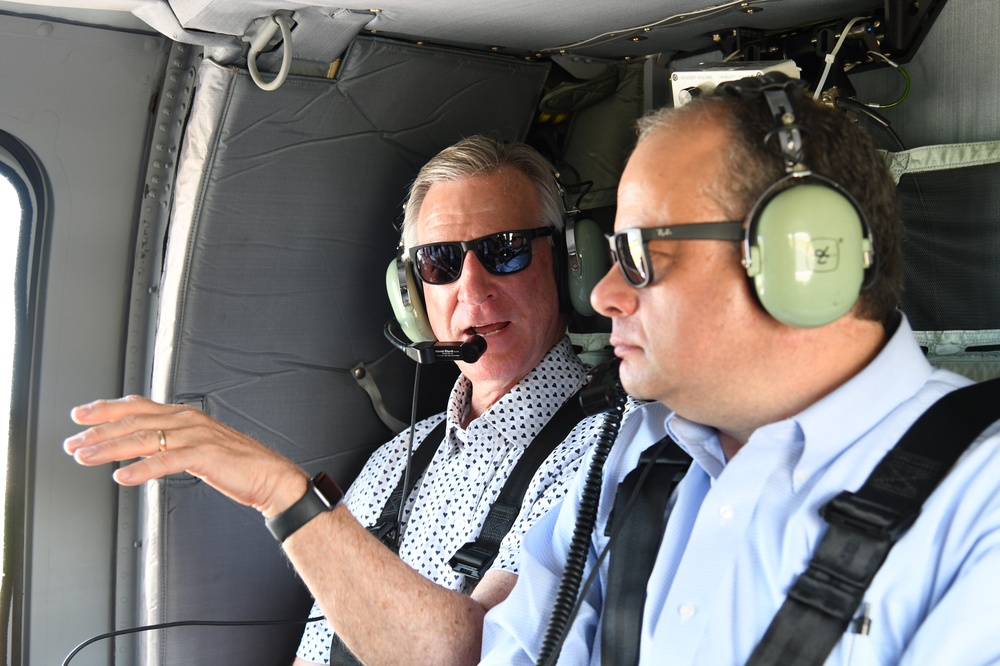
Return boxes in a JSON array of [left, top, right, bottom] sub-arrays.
[[265, 471, 344, 543]]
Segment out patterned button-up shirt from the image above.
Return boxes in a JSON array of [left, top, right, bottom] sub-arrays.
[[297, 336, 615, 664]]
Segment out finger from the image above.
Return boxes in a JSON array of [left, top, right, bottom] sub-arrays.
[[106, 428, 302, 510], [112, 448, 192, 486], [64, 404, 203, 457], [69, 426, 167, 465], [70, 395, 183, 426], [65, 410, 158, 456]]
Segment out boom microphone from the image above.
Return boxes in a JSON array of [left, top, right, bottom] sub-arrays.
[[384, 321, 487, 364]]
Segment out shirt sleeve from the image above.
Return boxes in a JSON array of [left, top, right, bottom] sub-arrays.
[[294, 414, 446, 664], [340, 413, 446, 526], [895, 429, 1000, 666], [295, 599, 333, 664], [481, 447, 603, 665]]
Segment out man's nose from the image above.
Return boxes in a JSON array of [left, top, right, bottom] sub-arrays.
[[590, 261, 635, 318], [456, 249, 495, 305]]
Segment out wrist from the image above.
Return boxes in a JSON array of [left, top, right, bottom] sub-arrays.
[[261, 471, 310, 519], [265, 471, 344, 543]]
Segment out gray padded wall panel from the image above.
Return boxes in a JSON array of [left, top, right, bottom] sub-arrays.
[[146, 36, 549, 665], [852, 0, 1000, 148]]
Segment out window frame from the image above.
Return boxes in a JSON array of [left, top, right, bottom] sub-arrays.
[[0, 129, 49, 665]]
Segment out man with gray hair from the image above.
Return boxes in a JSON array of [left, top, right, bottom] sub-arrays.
[[65, 135, 645, 665]]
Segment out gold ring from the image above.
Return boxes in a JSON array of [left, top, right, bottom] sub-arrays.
[[156, 429, 167, 452]]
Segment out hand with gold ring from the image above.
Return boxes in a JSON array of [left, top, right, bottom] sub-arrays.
[[63, 395, 309, 517]]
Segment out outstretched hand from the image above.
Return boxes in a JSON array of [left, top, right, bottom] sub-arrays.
[[64, 395, 308, 517]]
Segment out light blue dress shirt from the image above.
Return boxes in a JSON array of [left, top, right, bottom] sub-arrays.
[[481, 316, 1000, 665]]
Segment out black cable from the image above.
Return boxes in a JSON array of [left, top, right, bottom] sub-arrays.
[[541, 436, 676, 664], [62, 615, 326, 666], [571, 180, 594, 212], [834, 97, 907, 151], [536, 383, 626, 666], [394, 361, 422, 549]]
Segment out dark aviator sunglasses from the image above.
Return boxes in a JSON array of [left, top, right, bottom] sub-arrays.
[[410, 226, 553, 285], [608, 221, 745, 288]]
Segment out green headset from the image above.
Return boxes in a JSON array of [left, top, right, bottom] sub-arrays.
[[719, 74, 874, 328], [385, 214, 608, 345]]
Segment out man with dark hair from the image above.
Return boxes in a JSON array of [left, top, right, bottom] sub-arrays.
[[481, 78, 1000, 664], [65, 135, 644, 665]]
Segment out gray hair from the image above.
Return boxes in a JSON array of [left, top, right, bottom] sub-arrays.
[[400, 135, 565, 250]]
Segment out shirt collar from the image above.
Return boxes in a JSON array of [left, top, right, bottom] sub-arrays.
[[667, 314, 934, 482], [666, 417, 728, 479], [791, 313, 933, 484], [445, 336, 589, 451]]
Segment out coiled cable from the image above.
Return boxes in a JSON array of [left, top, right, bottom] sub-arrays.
[[536, 372, 626, 666]]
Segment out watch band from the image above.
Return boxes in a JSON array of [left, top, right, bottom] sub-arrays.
[[265, 471, 344, 543]]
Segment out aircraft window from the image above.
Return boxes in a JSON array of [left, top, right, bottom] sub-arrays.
[[0, 133, 37, 608], [0, 167, 19, 557]]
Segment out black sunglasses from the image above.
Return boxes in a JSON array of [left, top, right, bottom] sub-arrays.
[[608, 222, 745, 288], [410, 226, 553, 285]]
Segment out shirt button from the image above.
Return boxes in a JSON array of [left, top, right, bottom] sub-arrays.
[[719, 505, 735, 522], [678, 603, 696, 620], [794, 470, 808, 484]]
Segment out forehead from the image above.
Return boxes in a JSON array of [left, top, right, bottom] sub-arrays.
[[416, 168, 541, 244], [615, 120, 731, 231]]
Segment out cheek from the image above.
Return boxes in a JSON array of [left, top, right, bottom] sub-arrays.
[[421, 287, 455, 335], [685, 252, 754, 312], [646, 269, 753, 344], [514, 260, 559, 308]]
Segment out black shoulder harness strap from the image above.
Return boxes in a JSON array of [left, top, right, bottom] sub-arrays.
[[747, 376, 1000, 665], [600, 377, 1000, 666], [602, 436, 692, 666], [367, 385, 590, 580], [449, 385, 589, 580], [367, 419, 447, 551]]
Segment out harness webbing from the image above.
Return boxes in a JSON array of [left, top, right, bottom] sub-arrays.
[[601, 437, 691, 666], [368, 384, 590, 581], [367, 419, 446, 551], [747, 377, 1000, 665], [450, 384, 589, 579], [599, 377, 1000, 665]]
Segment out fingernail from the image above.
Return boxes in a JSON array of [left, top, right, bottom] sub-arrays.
[[70, 404, 89, 423], [74, 446, 96, 462], [63, 435, 81, 454]]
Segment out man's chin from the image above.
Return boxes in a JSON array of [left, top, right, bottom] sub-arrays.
[[617, 361, 654, 402]]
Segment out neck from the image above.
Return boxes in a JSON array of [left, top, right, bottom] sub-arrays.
[[462, 374, 522, 428], [716, 316, 890, 461], [462, 391, 498, 428], [459, 332, 565, 428]]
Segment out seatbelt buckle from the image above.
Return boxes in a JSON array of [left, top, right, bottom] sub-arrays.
[[449, 542, 495, 580], [790, 491, 908, 609], [820, 490, 917, 541]]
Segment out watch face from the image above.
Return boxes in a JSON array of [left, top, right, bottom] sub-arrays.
[[313, 471, 344, 506]]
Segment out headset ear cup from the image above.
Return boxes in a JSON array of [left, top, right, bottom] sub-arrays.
[[565, 217, 611, 317], [385, 256, 435, 343], [746, 183, 870, 328]]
